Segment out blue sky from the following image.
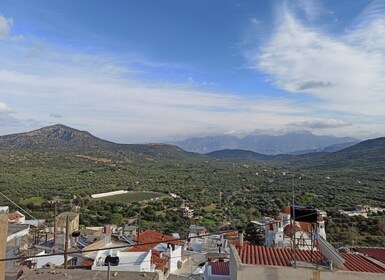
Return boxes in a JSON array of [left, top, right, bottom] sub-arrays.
[[0, 0, 385, 143]]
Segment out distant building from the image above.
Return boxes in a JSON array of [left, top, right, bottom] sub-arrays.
[[0, 206, 9, 214], [181, 206, 194, 219], [7, 211, 26, 224], [339, 205, 385, 218], [56, 212, 79, 234]]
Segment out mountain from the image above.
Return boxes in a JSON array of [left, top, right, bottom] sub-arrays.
[[291, 141, 359, 155], [173, 131, 359, 155], [287, 137, 385, 170], [0, 124, 197, 159], [205, 149, 270, 160]]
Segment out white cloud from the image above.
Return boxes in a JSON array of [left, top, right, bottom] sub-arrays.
[[0, 15, 12, 38], [0, 102, 12, 114], [255, 4, 385, 117], [0, 64, 309, 142], [0, 14, 21, 40], [288, 118, 351, 129]]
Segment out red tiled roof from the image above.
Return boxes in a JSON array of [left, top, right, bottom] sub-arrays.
[[341, 253, 385, 273], [237, 245, 323, 266], [7, 212, 23, 221], [236, 245, 385, 273], [151, 249, 168, 270], [209, 262, 230, 275], [354, 247, 385, 264], [133, 230, 179, 247], [80, 259, 94, 266]]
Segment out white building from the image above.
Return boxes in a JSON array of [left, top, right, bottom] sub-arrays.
[[153, 243, 182, 273], [92, 248, 154, 272], [0, 206, 9, 214], [262, 206, 326, 250]]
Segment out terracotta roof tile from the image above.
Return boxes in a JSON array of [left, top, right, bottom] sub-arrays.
[[7, 212, 23, 221], [80, 259, 94, 266], [236, 245, 385, 273], [151, 249, 168, 270], [133, 230, 179, 247], [341, 253, 385, 273], [209, 262, 230, 275], [354, 247, 385, 264]]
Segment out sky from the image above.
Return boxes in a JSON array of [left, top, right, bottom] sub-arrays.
[[0, 0, 385, 143]]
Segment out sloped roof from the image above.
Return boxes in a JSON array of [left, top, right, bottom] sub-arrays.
[[236, 245, 385, 273], [341, 253, 385, 273], [353, 247, 385, 264], [133, 230, 179, 246], [7, 211, 24, 221]]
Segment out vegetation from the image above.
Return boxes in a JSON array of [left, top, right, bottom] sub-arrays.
[[0, 125, 384, 246]]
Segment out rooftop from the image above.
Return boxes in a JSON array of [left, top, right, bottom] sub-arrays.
[[236, 245, 385, 274], [57, 212, 79, 220], [133, 229, 179, 247], [353, 247, 385, 264]]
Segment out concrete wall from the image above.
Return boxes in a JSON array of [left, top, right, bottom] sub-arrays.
[[169, 246, 182, 273]]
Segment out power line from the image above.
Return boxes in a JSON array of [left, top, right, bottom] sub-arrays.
[[1, 209, 324, 263], [0, 191, 43, 226], [0, 230, 226, 262]]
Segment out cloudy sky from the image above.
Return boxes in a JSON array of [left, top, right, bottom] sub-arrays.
[[1, 0, 385, 143]]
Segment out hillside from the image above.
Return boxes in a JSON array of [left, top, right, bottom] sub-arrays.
[[0, 124, 199, 160], [288, 137, 385, 171]]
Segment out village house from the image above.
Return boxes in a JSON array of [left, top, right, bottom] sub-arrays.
[[260, 205, 326, 250]]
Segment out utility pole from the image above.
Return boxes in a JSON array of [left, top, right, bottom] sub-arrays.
[[64, 215, 69, 269], [53, 202, 57, 253], [0, 214, 8, 280], [137, 211, 141, 245], [107, 262, 111, 280], [292, 178, 297, 269]]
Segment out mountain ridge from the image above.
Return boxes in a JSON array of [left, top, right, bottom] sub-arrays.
[[172, 131, 359, 155], [0, 124, 195, 160]]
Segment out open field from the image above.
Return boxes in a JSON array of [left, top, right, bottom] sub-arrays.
[[94, 191, 164, 204]]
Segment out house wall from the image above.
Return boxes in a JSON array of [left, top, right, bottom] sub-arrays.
[[81, 235, 110, 257], [169, 246, 182, 273], [204, 266, 230, 280]]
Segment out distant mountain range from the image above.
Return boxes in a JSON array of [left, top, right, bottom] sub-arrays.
[[172, 131, 360, 155], [0, 124, 195, 160], [204, 137, 385, 171], [0, 124, 384, 171]]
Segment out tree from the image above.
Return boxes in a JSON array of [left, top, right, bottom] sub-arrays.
[[244, 222, 264, 245], [110, 212, 124, 225]]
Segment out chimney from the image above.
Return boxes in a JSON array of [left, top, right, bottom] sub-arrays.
[[238, 229, 244, 247]]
